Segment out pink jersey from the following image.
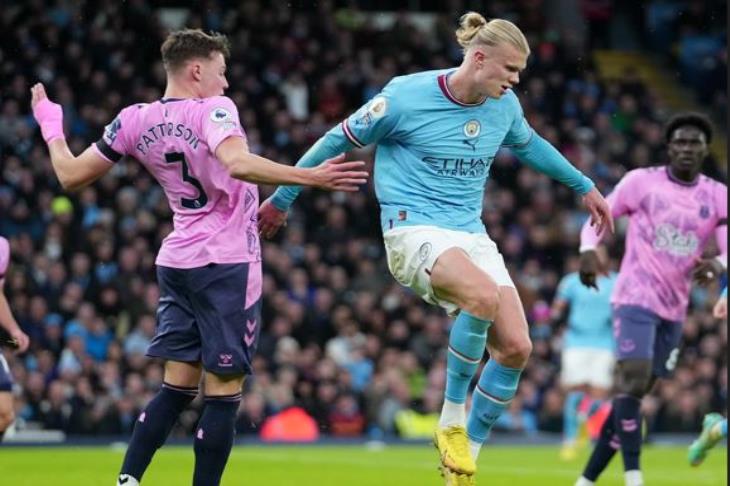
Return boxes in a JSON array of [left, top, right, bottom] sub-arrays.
[[0, 237, 8, 283], [93, 96, 260, 268], [581, 166, 727, 322]]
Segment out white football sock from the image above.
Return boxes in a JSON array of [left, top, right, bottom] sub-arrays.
[[468, 439, 482, 461], [625, 470, 643, 486], [439, 399, 465, 428]]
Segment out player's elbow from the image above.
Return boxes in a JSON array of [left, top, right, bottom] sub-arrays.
[[224, 157, 252, 181], [58, 174, 87, 192]]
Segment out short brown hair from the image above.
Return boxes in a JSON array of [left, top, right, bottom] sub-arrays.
[[160, 29, 230, 72]]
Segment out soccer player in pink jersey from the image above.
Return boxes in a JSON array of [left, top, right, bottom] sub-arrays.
[[0, 236, 31, 442], [30, 29, 367, 486], [574, 113, 727, 486]]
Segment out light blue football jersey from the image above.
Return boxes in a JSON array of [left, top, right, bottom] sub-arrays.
[[271, 69, 593, 233], [556, 271, 617, 351], [341, 69, 531, 234]]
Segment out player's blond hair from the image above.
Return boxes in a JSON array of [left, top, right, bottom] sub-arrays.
[[455, 12, 530, 56]]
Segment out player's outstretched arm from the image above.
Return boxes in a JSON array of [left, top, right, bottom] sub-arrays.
[[30, 83, 114, 191], [215, 136, 368, 189]]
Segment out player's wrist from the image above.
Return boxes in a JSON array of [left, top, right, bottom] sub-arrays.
[[270, 190, 293, 212], [33, 99, 65, 144], [579, 245, 597, 254]]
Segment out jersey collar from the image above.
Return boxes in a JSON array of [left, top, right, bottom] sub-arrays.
[[437, 72, 487, 107], [665, 165, 700, 187]]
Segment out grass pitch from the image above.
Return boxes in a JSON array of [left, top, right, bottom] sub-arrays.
[[0, 443, 725, 485]]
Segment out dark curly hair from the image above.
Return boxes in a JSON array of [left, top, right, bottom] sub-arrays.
[[664, 112, 713, 144], [161, 29, 230, 72]]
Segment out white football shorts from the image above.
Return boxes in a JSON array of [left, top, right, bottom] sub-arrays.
[[383, 225, 515, 315], [560, 348, 615, 389]]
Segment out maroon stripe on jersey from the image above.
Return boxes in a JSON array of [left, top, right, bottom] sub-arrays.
[[437, 73, 486, 107], [341, 120, 365, 148]]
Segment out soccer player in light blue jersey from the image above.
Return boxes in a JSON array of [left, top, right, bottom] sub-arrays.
[[550, 247, 616, 461], [259, 12, 613, 485]]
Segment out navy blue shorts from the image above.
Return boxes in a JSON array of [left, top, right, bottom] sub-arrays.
[[0, 354, 13, 392], [612, 305, 683, 378], [147, 262, 262, 375]]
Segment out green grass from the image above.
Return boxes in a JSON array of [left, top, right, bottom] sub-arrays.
[[0, 444, 725, 485]]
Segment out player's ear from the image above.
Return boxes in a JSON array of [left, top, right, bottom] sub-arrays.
[[473, 48, 486, 65], [190, 61, 203, 82]]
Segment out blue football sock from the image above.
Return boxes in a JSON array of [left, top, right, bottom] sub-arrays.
[[614, 395, 642, 472], [563, 391, 585, 443], [583, 405, 618, 481], [120, 383, 198, 481], [445, 312, 490, 404], [193, 393, 241, 486], [466, 359, 522, 444]]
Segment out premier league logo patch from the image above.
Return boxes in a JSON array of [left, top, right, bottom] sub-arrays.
[[104, 117, 121, 143], [463, 119, 481, 138], [210, 107, 232, 123]]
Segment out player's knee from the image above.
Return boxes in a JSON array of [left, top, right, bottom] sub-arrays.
[[465, 286, 501, 321], [616, 360, 652, 398], [491, 335, 532, 369], [506, 336, 532, 368]]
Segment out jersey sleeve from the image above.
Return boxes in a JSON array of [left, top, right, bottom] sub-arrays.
[[340, 82, 402, 148], [94, 107, 133, 163], [606, 169, 645, 218], [0, 237, 9, 283], [580, 169, 644, 251], [502, 91, 533, 147], [200, 96, 246, 154]]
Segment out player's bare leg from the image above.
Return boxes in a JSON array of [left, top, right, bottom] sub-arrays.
[[0, 391, 15, 442]]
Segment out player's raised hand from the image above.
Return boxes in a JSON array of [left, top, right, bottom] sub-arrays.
[[308, 153, 369, 192], [30, 83, 65, 144], [691, 257, 724, 287], [258, 197, 289, 239], [579, 250, 600, 290], [581, 187, 614, 236]]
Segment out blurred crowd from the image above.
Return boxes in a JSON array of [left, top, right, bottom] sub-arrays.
[[644, 0, 727, 117], [0, 0, 726, 440]]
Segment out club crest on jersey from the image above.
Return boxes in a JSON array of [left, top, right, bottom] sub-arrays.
[[699, 205, 710, 219], [463, 120, 481, 138], [210, 107, 233, 123]]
